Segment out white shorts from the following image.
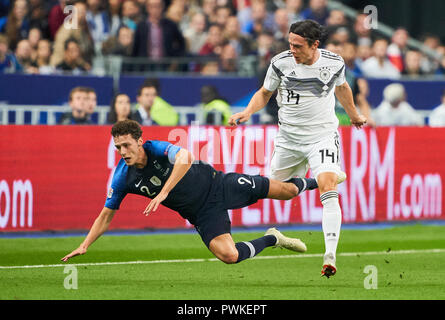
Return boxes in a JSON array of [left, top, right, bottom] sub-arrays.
[[270, 131, 342, 181]]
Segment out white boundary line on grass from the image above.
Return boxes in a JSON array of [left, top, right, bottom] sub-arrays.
[[1, 248, 445, 270]]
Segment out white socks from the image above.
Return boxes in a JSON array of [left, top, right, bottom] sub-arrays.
[[320, 191, 342, 260]]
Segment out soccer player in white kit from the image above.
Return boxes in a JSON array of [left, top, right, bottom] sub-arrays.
[[229, 20, 367, 278]]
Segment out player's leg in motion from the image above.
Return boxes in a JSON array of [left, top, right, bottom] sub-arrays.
[[208, 178, 310, 264], [317, 172, 342, 278]]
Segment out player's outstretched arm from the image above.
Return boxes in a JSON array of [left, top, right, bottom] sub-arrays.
[[228, 86, 274, 126], [61, 207, 116, 262], [335, 82, 367, 129], [143, 148, 194, 215]]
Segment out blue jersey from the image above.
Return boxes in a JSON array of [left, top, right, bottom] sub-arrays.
[[105, 140, 218, 224]]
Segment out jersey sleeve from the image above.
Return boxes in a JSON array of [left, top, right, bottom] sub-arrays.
[[149, 140, 181, 164], [335, 63, 347, 86], [104, 160, 128, 210], [263, 62, 282, 92]]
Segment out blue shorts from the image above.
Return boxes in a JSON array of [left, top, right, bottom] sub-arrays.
[[194, 172, 270, 247]]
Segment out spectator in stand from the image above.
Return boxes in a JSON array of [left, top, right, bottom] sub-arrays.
[[223, 15, 254, 57], [255, 31, 275, 73], [214, 5, 232, 29], [50, 1, 95, 67], [219, 41, 238, 73], [14, 39, 34, 73], [121, 0, 143, 31], [351, 13, 375, 48], [134, 79, 179, 126], [329, 26, 352, 45], [107, 93, 139, 124], [200, 60, 219, 75], [372, 83, 424, 126], [28, 0, 51, 39], [0, 0, 30, 50], [273, 8, 290, 46], [132, 0, 185, 70], [165, 0, 187, 31], [85, 87, 97, 122], [435, 46, 445, 75], [341, 42, 363, 77], [0, 34, 22, 73], [355, 42, 372, 68], [284, 0, 303, 24], [30, 39, 55, 74], [55, 38, 91, 73], [202, 0, 217, 26], [387, 27, 409, 73], [198, 23, 224, 56], [402, 50, 426, 78], [183, 11, 207, 55], [300, 0, 329, 26], [361, 38, 400, 79], [102, 25, 134, 56], [199, 84, 232, 125], [242, 0, 275, 39], [325, 9, 351, 40], [420, 33, 441, 74], [428, 89, 445, 127], [27, 27, 42, 61], [58, 86, 93, 125], [86, 0, 113, 53], [106, 0, 122, 37]]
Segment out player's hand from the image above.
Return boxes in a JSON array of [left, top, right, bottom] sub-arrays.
[[228, 111, 251, 127], [143, 192, 168, 216], [351, 114, 367, 129], [61, 246, 87, 262]]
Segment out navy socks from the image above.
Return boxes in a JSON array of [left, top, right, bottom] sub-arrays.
[[286, 177, 318, 195], [235, 235, 277, 263]]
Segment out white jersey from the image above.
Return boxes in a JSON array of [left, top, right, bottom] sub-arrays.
[[263, 49, 346, 144]]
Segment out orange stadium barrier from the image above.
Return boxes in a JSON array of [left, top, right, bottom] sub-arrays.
[[1, 125, 444, 232]]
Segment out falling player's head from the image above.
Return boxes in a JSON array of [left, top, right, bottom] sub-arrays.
[[112, 119, 142, 141], [111, 120, 144, 166], [288, 20, 323, 64]]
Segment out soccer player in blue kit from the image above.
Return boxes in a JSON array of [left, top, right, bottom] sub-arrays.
[[62, 120, 318, 264]]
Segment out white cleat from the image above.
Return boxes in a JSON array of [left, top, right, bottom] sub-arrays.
[[337, 171, 347, 184], [321, 253, 337, 278], [265, 227, 307, 253]]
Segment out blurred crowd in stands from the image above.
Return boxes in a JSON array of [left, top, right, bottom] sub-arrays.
[[1, 0, 444, 127], [0, 0, 444, 77]]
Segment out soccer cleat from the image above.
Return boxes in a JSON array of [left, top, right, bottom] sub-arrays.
[[321, 253, 337, 278], [265, 227, 307, 253], [337, 171, 347, 184]]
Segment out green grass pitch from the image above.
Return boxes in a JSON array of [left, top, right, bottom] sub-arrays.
[[1, 224, 445, 300]]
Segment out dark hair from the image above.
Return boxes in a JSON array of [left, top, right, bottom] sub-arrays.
[[64, 38, 79, 50], [289, 20, 325, 46], [201, 85, 227, 104], [138, 78, 160, 96], [107, 93, 133, 124], [111, 119, 142, 140]]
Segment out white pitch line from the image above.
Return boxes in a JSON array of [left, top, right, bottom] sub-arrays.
[[1, 248, 444, 270]]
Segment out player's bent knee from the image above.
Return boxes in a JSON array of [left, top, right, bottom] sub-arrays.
[[289, 184, 299, 198], [217, 250, 239, 264]]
